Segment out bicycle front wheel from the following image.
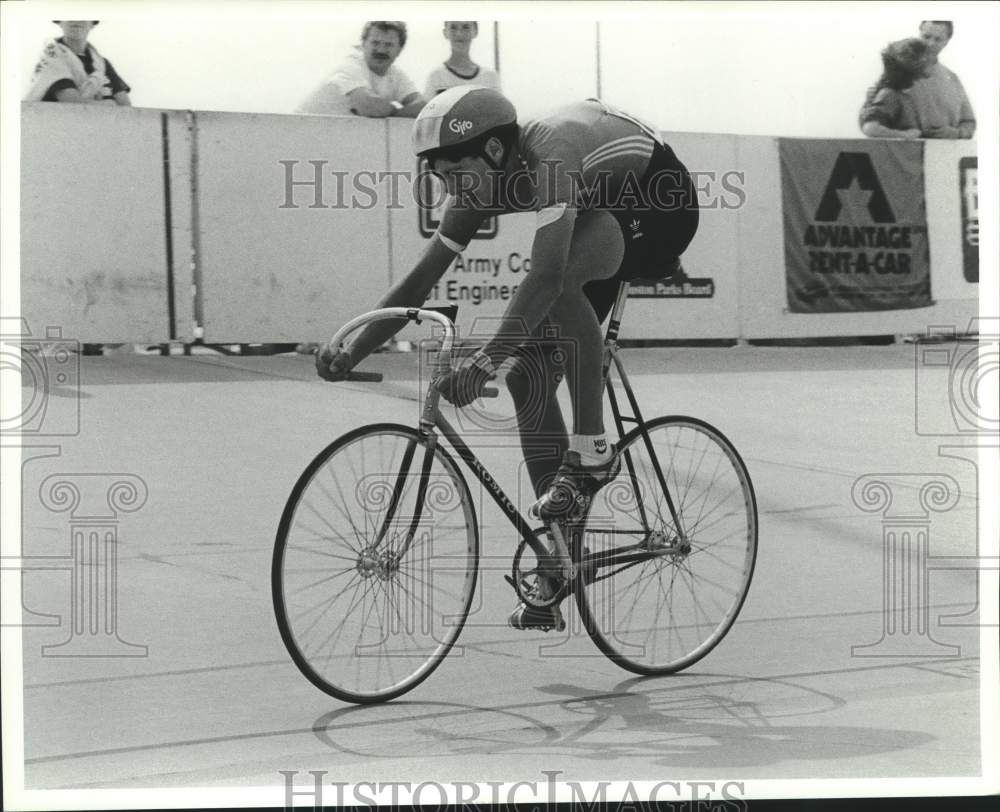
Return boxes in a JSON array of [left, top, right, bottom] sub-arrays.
[[273, 423, 479, 703], [575, 416, 757, 674]]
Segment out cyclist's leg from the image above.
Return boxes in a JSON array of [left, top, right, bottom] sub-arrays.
[[548, 209, 624, 438], [509, 213, 625, 628], [525, 211, 626, 521], [506, 321, 568, 498], [506, 327, 573, 631]]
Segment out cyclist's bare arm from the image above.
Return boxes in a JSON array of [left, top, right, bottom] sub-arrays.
[[340, 204, 484, 364], [478, 204, 577, 365]]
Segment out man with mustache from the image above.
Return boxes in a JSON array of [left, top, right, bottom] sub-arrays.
[[296, 21, 425, 118]]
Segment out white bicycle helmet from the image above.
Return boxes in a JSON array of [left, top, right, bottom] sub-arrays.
[[413, 85, 517, 160]]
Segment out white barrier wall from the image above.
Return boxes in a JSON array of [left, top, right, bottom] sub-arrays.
[[21, 104, 190, 342], [19, 104, 979, 343], [192, 112, 392, 342]]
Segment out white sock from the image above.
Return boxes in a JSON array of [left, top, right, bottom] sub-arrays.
[[571, 433, 611, 466]]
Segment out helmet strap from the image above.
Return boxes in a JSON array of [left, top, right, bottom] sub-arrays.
[[481, 150, 501, 172], [480, 138, 506, 172]]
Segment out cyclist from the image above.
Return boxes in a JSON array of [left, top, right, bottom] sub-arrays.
[[317, 86, 699, 629]]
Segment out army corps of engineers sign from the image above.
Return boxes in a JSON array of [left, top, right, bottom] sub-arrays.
[[779, 140, 932, 313]]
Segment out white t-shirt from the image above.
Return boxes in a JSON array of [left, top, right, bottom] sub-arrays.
[[424, 63, 501, 97], [295, 49, 419, 116]]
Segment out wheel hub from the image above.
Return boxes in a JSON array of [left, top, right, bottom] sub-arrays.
[[356, 546, 400, 580], [645, 530, 690, 557]]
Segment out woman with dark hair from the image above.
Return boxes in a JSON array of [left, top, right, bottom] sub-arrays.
[[859, 37, 929, 139]]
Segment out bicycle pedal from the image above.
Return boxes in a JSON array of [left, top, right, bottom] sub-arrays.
[[538, 618, 566, 633], [508, 602, 565, 632]]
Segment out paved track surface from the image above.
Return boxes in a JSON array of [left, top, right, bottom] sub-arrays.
[[15, 345, 988, 790]]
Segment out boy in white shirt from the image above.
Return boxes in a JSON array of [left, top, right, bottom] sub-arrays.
[[425, 21, 500, 97]]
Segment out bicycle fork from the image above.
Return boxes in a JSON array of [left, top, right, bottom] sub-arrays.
[[368, 434, 438, 574]]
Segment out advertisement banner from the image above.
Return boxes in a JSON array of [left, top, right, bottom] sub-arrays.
[[959, 156, 978, 283], [780, 139, 931, 313]]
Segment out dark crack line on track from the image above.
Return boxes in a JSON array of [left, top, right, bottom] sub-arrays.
[[24, 654, 979, 765], [22, 601, 977, 690]]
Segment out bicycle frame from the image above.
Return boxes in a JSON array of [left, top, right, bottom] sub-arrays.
[[328, 306, 558, 566], [326, 282, 686, 578], [603, 283, 686, 541]]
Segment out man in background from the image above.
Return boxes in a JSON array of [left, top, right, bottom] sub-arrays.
[[295, 21, 425, 117], [910, 20, 975, 138]]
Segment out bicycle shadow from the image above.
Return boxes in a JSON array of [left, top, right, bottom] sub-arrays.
[[312, 699, 563, 758], [309, 673, 937, 768], [528, 674, 936, 768]]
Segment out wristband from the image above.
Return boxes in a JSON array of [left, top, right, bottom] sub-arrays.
[[469, 349, 495, 376], [438, 233, 468, 254], [390, 100, 404, 112]]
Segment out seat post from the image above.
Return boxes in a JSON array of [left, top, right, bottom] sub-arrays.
[[604, 281, 630, 343], [601, 281, 633, 441], [600, 281, 629, 387]]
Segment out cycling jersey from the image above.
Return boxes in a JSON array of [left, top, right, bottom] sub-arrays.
[[517, 98, 664, 213], [434, 98, 698, 318], [437, 99, 682, 244]]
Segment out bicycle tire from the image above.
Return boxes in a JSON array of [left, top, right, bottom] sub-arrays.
[[272, 423, 479, 703], [575, 415, 757, 674]]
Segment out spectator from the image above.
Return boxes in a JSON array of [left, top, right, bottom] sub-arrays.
[[424, 21, 500, 97], [859, 38, 928, 139], [295, 21, 424, 117], [27, 21, 132, 357], [910, 20, 975, 138], [25, 21, 131, 105]]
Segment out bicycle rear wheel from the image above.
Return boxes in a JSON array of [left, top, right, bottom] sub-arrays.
[[272, 423, 478, 703], [575, 416, 757, 674]]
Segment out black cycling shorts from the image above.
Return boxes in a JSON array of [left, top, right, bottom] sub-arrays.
[[584, 141, 700, 323]]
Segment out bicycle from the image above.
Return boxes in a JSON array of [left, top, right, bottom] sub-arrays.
[[272, 280, 758, 704]]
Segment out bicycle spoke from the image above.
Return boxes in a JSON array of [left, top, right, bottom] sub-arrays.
[[576, 417, 757, 674], [274, 426, 478, 702]]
